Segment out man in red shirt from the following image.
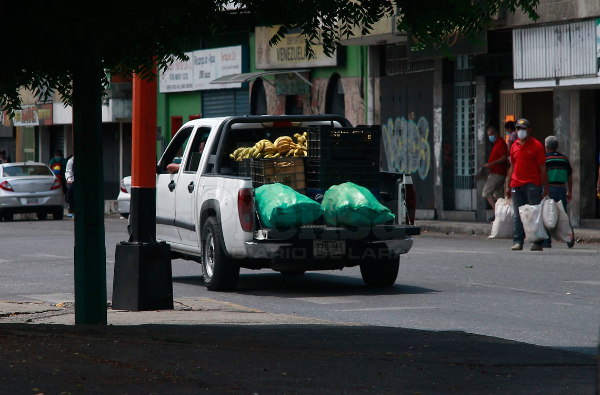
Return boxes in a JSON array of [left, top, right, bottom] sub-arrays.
[[505, 119, 549, 251], [482, 126, 508, 220]]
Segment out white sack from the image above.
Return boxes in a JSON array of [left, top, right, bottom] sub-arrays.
[[518, 203, 548, 243], [542, 197, 558, 230], [551, 201, 573, 243], [489, 198, 514, 239]]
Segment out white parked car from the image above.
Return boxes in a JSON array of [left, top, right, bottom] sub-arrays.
[[117, 176, 131, 218], [0, 162, 64, 221]]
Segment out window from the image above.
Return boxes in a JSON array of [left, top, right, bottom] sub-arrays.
[[184, 127, 211, 173], [157, 127, 193, 173], [3, 165, 53, 177]]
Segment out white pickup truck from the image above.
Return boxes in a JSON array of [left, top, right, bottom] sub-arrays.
[[156, 115, 420, 291]]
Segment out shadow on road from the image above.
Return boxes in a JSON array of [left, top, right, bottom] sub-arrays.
[[0, 323, 595, 394], [172, 272, 439, 297]]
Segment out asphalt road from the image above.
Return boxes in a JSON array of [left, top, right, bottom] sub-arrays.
[[1, 217, 599, 356]]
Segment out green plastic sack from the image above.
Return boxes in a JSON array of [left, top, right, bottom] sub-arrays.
[[322, 182, 395, 226], [255, 183, 324, 228]]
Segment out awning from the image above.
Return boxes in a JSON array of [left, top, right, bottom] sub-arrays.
[[210, 69, 311, 86]]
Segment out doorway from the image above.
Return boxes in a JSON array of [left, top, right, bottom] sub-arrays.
[[521, 91, 553, 142]]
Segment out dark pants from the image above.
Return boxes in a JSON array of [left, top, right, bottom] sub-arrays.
[[67, 182, 75, 212], [543, 186, 572, 247], [512, 183, 543, 246]]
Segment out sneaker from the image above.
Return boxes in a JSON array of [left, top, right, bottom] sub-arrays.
[[567, 237, 575, 249], [531, 244, 543, 251], [488, 215, 495, 222], [511, 244, 523, 251], [542, 242, 552, 248]]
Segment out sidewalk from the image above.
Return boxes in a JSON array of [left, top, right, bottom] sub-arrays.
[[418, 219, 600, 244], [0, 298, 596, 394]]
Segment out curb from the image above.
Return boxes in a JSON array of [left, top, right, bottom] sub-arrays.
[[419, 222, 600, 244]]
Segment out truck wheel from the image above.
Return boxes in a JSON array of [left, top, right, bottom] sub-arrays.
[[37, 212, 47, 220], [52, 208, 64, 220], [201, 217, 240, 291], [359, 257, 400, 287]]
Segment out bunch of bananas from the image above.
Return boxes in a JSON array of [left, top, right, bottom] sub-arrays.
[[274, 133, 308, 157], [229, 133, 308, 161]]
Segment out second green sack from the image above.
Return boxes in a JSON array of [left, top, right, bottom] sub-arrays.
[[322, 182, 395, 227]]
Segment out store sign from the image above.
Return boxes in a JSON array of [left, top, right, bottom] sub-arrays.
[[596, 18, 600, 64], [194, 46, 242, 90], [408, 31, 487, 61], [159, 46, 243, 93], [12, 104, 53, 127], [255, 26, 338, 70], [275, 72, 310, 95]]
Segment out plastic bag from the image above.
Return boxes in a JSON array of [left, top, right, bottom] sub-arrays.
[[255, 183, 324, 229], [489, 198, 513, 239], [550, 201, 573, 243], [541, 197, 558, 230], [518, 202, 548, 243], [322, 182, 395, 226]]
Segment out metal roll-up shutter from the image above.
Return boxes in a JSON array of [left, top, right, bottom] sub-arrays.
[[202, 88, 250, 118]]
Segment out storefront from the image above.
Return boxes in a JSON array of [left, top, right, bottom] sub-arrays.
[[158, 45, 250, 140], [379, 43, 435, 213]]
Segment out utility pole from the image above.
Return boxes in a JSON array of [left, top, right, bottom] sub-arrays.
[[112, 69, 173, 311], [73, 35, 107, 325]]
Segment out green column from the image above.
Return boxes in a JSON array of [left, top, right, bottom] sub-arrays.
[[73, 35, 107, 325]]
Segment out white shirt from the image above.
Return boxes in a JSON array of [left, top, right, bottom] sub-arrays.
[[65, 157, 74, 183]]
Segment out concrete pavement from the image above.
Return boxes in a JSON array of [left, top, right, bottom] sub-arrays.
[[0, 297, 597, 394]]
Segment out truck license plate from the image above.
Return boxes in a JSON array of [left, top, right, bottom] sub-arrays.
[[26, 198, 39, 205], [313, 240, 345, 258]]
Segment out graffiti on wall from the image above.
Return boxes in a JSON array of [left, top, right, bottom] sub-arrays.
[[381, 113, 431, 180]]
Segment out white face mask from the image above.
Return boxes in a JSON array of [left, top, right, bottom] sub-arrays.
[[517, 129, 527, 140]]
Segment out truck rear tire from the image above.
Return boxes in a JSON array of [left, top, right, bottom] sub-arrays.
[[359, 257, 399, 287], [201, 217, 240, 291]]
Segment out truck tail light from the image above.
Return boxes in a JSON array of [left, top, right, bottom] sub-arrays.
[[0, 181, 14, 192], [50, 179, 62, 190], [238, 188, 253, 232], [404, 183, 416, 225], [120, 179, 127, 193]]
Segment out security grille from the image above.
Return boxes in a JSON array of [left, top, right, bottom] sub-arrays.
[[202, 88, 250, 118], [385, 44, 434, 75], [499, 88, 521, 137], [454, 55, 476, 190], [513, 19, 597, 80]]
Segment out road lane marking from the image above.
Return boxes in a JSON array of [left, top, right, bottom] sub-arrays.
[[293, 297, 360, 305], [23, 254, 69, 260], [469, 282, 546, 295], [24, 293, 75, 303], [564, 281, 600, 286], [334, 306, 439, 312]]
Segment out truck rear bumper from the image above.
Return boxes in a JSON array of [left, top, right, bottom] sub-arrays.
[[245, 237, 414, 260]]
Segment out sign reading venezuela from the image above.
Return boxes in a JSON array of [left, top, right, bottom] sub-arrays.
[[255, 26, 338, 70]]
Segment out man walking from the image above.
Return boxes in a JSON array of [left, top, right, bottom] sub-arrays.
[[49, 150, 68, 197], [543, 136, 574, 248], [482, 126, 508, 220], [505, 121, 517, 154], [65, 156, 75, 215], [505, 119, 549, 251]]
